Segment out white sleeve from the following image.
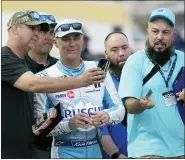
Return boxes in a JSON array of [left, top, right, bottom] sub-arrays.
[[102, 71, 126, 125]]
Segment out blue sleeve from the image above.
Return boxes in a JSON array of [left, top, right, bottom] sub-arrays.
[[101, 125, 110, 135], [118, 52, 143, 104]]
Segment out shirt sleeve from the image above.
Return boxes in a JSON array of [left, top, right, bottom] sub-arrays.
[[101, 125, 110, 135], [34, 70, 72, 136], [103, 71, 126, 125], [118, 53, 143, 104], [1, 50, 29, 85]]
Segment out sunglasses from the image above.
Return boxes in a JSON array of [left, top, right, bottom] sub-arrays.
[[56, 23, 82, 32], [15, 11, 56, 23], [15, 11, 41, 22], [39, 15, 56, 23]]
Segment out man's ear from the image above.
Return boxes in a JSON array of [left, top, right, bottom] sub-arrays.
[[53, 38, 58, 48], [11, 24, 19, 35], [146, 28, 149, 37], [105, 50, 108, 59], [172, 30, 177, 42]]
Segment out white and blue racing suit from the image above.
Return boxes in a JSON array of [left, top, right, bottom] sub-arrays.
[[34, 60, 125, 158]]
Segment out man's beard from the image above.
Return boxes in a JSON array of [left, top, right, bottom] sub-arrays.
[[109, 61, 123, 79], [145, 39, 175, 66]]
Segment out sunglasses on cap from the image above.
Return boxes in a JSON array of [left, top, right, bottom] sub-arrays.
[[15, 11, 56, 23], [56, 23, 82, 32], [14, 11, 41, 22], [40, 15, 56, 23]]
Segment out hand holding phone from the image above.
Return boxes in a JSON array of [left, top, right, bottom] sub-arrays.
[[97, 59, 110, 73], [140, 89, 155, 109]]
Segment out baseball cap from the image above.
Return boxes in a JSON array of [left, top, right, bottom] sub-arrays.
[[7, 10, 49, 30], [54, 19, 84, 38], [149, 8, 175, 27]]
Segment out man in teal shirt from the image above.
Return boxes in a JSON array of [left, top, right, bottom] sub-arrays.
[[118, 8, 184, 158]]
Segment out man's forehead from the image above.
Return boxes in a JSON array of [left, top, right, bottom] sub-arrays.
[[108, 36, 128, 46], [19, 23, 40, 29], [148, 19, 173, 29]]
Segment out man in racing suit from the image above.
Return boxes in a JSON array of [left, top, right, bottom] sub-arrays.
[[33, 19, 125, 158]]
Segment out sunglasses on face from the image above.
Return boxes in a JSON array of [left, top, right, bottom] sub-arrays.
[[56, 23, 82, 32]]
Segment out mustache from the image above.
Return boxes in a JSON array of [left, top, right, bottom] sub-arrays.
[[145, 39, 175, 66], [154, 40, 166, 46]]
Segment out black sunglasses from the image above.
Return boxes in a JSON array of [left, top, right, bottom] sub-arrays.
[[56, 23, 82, 32]]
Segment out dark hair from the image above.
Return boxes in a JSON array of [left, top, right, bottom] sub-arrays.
[[104, 31, 128, 47]]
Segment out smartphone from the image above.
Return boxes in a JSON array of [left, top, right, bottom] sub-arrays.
[[145, 89, 153, 98], [97, 59, 110, 73]]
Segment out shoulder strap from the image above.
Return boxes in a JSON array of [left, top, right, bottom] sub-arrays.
[[143, 52, 177, 86], [143, 64, 160, 86]]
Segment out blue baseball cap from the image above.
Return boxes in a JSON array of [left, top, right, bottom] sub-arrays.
[[149, 8, 175, 27]]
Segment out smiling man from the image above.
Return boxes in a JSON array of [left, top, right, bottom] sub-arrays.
[[33, 19, 126, 159]]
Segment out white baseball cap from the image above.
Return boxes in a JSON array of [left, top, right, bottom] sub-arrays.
[[54, 19, 84, 38]]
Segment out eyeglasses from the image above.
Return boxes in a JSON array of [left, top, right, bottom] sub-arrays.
[[39, 15, 56, 23], [56, 23, 82, 32]]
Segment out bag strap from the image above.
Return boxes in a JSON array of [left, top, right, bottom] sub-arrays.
[[143, 52, 177, 86], [143, 64, 160, 86]]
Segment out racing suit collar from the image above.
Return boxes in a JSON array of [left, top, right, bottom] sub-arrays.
[[56, 59, 85, 76]]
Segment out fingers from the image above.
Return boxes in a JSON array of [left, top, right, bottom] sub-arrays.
[[87, 67, 102, 72], [77, 113, 92, 124], [140, 97, 155, 109], [176, 90, 185, 102], [177, 96, 183, 101], [92, 75, 105, 81], [69, 113, 93, 130], [91, 111, 109, 127], [176, 92, 180, 96]]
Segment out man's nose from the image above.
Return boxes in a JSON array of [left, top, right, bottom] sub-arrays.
[[45, 32, 54, 40], [157, 32, 164, 40], [118, 49, 125, 57], [69, 39, 76, 47]]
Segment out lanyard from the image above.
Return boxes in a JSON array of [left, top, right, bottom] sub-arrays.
[[158, 54, 177, 88]]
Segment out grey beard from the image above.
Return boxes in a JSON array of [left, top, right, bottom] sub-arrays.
[[145, 39, 175, 66]]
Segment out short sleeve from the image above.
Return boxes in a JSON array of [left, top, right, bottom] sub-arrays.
[[1, 47, 29, 85], [118, 52, 143, 103]]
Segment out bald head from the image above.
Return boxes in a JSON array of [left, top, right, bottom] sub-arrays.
[[104, 31, 128, 47], [104, 31, 131, 67]]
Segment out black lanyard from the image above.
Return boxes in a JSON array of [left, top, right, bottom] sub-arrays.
[[158, 54, 177, 88]]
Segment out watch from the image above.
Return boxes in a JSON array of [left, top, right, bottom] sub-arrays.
[[111, 151, 121, 159]]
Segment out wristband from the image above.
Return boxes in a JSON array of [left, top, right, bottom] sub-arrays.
[[111, 151, 120, 159]]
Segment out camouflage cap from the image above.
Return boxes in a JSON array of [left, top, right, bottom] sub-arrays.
[[7, 10, 49, 30]]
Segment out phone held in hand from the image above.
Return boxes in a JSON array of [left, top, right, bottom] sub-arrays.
[[97, 59, 110, 73], [145, 89, 153, 98]]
